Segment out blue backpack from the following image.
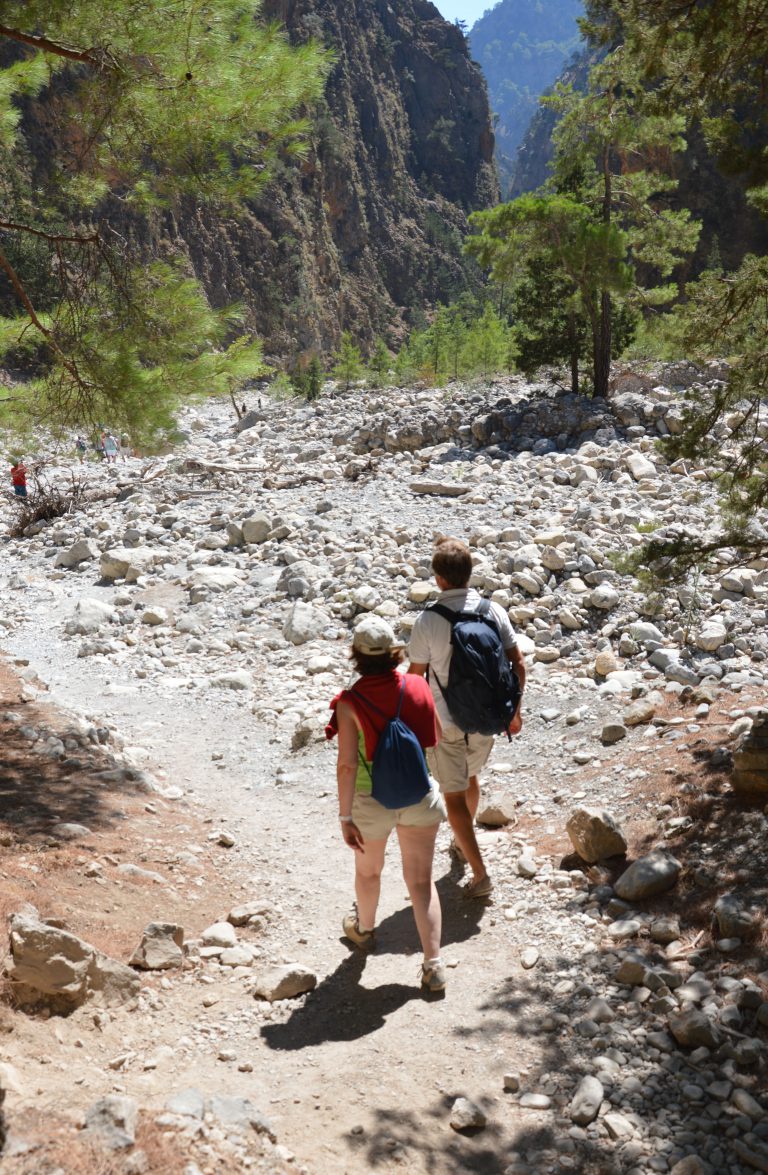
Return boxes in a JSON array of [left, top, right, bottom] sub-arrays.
[[350, 677, 432, 809], [428, 599, 521, 738]]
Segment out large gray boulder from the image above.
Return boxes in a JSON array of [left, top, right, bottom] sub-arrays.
[[9, 911, 140, 1007]]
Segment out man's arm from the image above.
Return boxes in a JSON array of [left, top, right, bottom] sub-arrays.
[[507, 645, 526, 691], [408, 662, 428, 677]]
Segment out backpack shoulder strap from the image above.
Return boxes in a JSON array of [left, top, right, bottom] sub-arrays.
[[476, 598, 492, 617], [428, 603, 458, 625]]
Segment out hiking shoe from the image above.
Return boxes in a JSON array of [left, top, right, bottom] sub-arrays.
[[463, 875, 493, 899], [342, 910, 376, 951], [421, 960, 447, 994]]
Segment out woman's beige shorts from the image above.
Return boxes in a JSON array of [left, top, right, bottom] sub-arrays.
[[351, 785, 446, 841]]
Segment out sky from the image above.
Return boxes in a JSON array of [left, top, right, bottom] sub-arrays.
[[432, 1, 495, 28]]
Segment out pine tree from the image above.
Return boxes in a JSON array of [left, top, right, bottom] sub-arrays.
[[467, 51, 699, 398], [0, 1, 331, 443], [367, 338, 392, 387], [332, 333, 364, 392]]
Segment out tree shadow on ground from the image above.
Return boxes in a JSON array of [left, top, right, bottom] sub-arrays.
[[261, 952, 422, 1050], [347, 1097, 508, 1173], [0, 681, 138, 840]]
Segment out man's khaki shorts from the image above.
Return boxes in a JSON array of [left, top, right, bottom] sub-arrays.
[[427, 724, 494, 794], [351, 786, 446, 841]]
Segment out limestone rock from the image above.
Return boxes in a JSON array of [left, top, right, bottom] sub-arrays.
[[614, 849, 681, 901], [241, 513, 271, 544], [566, 808, 627, 863], [668, 1009, 722, 1049], [54, 538, 99, 568], [200, 922, 237, 948], [601, 721, 627, 745], [283, 601, 329, 645], [9, 912, 139, 1007], [129, 923, 184, 971], [477, 796, 517, 827], [449, 1097, 486, 1131], [252, 963, 317, 1002], [695, 623, 727, 652], [570, 1075, 603, 1126], [732, 712, 768, 793], [624, 698, 656, 726], [64, 597, 117, 635], [84, 1095, 138, 1150]]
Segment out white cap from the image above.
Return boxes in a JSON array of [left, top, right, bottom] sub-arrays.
[[352, 615, 403, 656]]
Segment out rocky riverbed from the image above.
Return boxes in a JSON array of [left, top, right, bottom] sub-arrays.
[[0, 367, 767, 1175]]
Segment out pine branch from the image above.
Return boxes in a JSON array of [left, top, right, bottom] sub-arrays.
[[0, 220, 100, 245], [0, 24, 111, 68]]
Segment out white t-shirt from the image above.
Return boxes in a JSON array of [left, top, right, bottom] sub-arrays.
[[408, 587, 518, 727]]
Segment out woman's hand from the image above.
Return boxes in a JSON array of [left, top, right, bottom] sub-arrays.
[[341, 820, 365, 853]]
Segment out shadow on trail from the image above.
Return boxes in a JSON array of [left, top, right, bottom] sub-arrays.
[[261, 952, 421, 1050], [371, 866, 489, 958], [348, 1096, 507, 1174], [0, 674, 136, 839]]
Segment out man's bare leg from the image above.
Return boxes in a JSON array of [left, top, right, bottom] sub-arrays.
[[444, 791, 487, 886]]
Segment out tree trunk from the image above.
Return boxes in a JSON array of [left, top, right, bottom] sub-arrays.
[[568, 310, 579, 395], [593, 290, 612, 399]]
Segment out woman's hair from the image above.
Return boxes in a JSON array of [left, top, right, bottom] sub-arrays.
[[431, 537, 472, 588], [351, 647, 404, 675]]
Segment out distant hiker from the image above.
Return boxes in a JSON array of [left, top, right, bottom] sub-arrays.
[[326, 616, 448, 994], [95, 430, 106, 460], [75, 436, 88, 463], [9, 457, 27, 499], [103, 432, 119, 464], [408, 537, 526, 900]]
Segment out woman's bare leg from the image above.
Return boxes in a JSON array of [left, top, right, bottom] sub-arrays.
[[397, 823, 441, 959], [353, 837, 387, 930]]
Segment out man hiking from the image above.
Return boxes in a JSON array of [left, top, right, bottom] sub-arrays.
[[408, 536, 525, 898]]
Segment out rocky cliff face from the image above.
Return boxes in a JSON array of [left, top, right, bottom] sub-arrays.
[[166, 0, 498, 358]]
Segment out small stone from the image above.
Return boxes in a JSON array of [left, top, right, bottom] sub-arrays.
[[252, 963, 317, 1002], [503, 1073, 520, 1092], [520, 947, 539, 969], [519, 1092, 551, 1110], [570, 1076, 604, 1126], [449, 1097, 486, 1131], [601, 722, 627, 745], [200, 922, 237, 948]]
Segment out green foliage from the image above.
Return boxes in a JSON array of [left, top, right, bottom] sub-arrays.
[[18, 263, 266, 447], [580, 1, 768, 568], [290, 355, 325, 401], [366, 338, 393, 387], [0, 1, 331, 437], [331, 333, 364, 391], [467, 47, 700, 396], [393, 298, 515, 385]]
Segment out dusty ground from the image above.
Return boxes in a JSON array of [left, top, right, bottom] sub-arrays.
[[1, 642, 766, 1175]]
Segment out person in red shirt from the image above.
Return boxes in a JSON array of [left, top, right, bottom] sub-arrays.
[[9, 458, 27, 499], [326, 616, 448, 994]]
